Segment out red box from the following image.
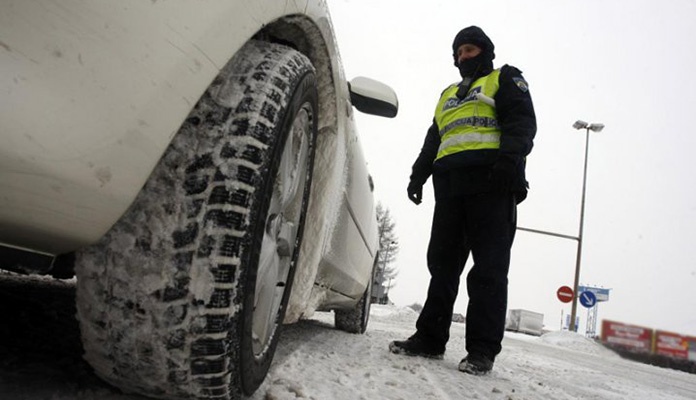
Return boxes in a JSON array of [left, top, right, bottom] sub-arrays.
[[655, 330, 688, 359], [601, 320, 653, 353]]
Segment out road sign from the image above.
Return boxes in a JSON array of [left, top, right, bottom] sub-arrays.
[[579, 291, 597, 308], [578, 285, 610, 302], [557, 286, 574, 303]]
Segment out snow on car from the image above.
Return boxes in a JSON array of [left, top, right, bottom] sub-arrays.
[[0, 1, 398, 399]]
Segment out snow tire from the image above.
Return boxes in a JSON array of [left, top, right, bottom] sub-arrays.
[[334, 257, 376, 334], [75, 40, 318, 400]]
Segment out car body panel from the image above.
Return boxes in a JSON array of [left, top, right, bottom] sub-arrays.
[[316, 128, 378, 298], [1, 0, 391, 319], [1, 0, 319, 254]]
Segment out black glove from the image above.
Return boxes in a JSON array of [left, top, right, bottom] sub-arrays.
[[407, 181, 423, 205], [489, 158, 517, 192]]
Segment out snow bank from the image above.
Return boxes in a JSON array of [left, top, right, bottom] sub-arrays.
[[369, 304, 419, 320], [539, 331, 620, 357]]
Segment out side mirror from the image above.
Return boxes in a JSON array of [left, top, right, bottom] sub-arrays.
[[348, 77, 399, 118]]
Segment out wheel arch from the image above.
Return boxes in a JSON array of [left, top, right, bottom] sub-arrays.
[[251, 15, 348, 323], [253, 15, 341, 140]]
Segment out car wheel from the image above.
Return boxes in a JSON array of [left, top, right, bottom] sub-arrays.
[[75, 40, 317, 400], [334, 257, 376, 334]]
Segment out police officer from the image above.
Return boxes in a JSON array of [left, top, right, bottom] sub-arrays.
[[389, 26, 536, 375]]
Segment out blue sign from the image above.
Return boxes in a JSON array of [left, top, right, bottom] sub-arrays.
[[564, 314, 580, 331], [577, 286, 611, 302], [579, 291, 597, 308]]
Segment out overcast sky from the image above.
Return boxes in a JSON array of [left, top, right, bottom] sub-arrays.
[[328, 0, 696, 336]]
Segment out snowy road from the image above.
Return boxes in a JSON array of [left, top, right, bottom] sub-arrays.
[[2, 273, 696, 400], [256, 307, 696, 400]]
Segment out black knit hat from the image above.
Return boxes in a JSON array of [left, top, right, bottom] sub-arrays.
[[452, 26, 495, 64]]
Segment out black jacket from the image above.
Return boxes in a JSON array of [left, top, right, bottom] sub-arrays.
[[410, 64, 536, 202]]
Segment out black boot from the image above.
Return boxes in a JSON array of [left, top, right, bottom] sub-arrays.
[[458, 353, 494, 375], [389, 334, 445, 359]]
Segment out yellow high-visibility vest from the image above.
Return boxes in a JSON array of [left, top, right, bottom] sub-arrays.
[[434, 70, 501, 161]]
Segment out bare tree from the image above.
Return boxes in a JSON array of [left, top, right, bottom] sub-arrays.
[[372, 202, 399, 304]]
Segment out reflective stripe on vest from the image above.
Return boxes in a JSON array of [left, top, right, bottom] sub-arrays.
[[434, 70, 501, 161]]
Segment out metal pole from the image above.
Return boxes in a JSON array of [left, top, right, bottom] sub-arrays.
[[569, 127, 591, 332], [517, 226, 579, 242]]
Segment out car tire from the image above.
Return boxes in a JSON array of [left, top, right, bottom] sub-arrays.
[[334, 257, 376, 334], [75, 40, 317, 400]]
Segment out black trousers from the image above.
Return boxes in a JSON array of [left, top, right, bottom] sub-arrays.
[[415, 192, 517, 360]]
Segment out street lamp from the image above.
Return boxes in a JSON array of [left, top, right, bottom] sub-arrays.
[[568, 120, 604, 332]]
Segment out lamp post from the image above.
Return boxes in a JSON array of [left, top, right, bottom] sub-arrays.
[[568, 120, 604, 332], [515, 120, 605, 331]]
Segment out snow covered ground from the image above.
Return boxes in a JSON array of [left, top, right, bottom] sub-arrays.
[[252, 305, 696, 400], [2, 282, 696, 400]]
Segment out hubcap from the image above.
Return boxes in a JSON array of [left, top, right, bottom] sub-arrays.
[[252, 103, 312, 356]]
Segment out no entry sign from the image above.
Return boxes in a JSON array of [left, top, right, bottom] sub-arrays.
[[557, 286, 574, 303]]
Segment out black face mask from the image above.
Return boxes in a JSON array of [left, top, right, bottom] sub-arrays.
[[457, 52, 494, 80]]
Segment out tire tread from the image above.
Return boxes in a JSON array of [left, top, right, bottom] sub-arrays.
[[76, 41, 316, 400]]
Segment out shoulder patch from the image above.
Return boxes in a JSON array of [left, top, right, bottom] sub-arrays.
[[512, 77, 529, 93]]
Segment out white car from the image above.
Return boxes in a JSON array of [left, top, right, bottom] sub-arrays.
[[0, 1, 398, 399]]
